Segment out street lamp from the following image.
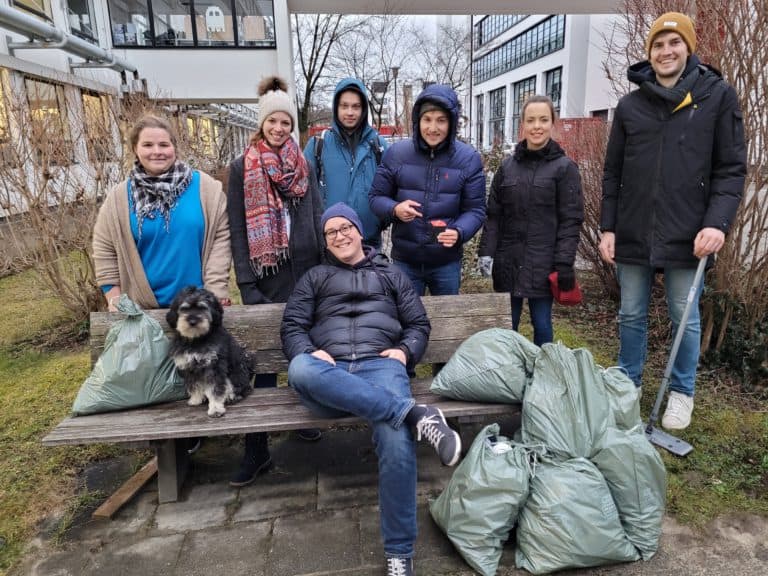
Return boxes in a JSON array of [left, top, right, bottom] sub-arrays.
[[391, 66, 400, 136]]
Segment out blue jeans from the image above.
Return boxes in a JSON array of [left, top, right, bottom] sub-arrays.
[[511, 296, 554, 346], [288, 354, 417, 557], [393, 260, 461, 296], [616, 263, 704, 396]]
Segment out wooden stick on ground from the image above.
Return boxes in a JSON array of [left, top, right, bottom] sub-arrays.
[[92, 457, 158, 519]]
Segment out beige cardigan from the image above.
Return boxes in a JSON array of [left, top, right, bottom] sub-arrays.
[[92, 171, 231, 309]]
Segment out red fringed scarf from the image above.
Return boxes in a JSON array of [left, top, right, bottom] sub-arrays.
[[243, 137, 308, 277]]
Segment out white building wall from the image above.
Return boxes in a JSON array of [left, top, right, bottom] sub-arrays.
[[470, 13, 620, 150]]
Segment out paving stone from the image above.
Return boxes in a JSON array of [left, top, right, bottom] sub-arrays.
[[267, 509, 361, 575], [317, 464, 378, 510], [174, 523, 271, 576], [25, 548, 94, 576], [154, 483, 234, 532], [233, 465, 317, 522], [89, 534, 185, 576]]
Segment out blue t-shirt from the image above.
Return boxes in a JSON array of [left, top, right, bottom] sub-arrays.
[[101, 171, 205, 307]]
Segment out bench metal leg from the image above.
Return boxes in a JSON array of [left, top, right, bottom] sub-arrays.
[[153, 439, 190, 503]]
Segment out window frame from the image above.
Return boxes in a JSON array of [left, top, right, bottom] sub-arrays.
[[67, 0, 99, 42], [106, 0, 277, 49]]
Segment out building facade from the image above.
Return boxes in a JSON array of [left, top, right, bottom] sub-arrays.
[[0, 0, 299, 217], [471, 13, 619, 150]]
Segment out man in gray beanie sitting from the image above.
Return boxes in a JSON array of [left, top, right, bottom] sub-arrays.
[[280, 202, 462, 576]]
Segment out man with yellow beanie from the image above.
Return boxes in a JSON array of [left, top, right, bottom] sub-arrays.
[[599, 12, 746, 430]]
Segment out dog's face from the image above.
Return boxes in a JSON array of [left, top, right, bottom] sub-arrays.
[[166, 286, 223, 340]]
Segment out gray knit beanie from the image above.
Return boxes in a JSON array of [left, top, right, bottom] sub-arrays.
[[257, 76, 297, 132]]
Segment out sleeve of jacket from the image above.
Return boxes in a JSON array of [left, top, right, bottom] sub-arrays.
[[368, 146, 400, 219], [226, 156, 268, 304], [307, 167, 326, 257], [478, 167, 503, 257], [452, 149, 487, 244], [280, 269, 319, 360], [601, 103, 626, 232], [92, 185, 120, 288], [202, 180, 232, 300], [554, 159, 585, 267], [393, 271, 431, 367], [703, 85, 746, 233]]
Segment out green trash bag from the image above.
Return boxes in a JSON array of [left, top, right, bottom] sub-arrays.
[[521, 344, 610, 459], [601, 366, 642, 430], [515, 457, 640, 574], [431, 328, 539, 403], [592, 426, 666, 560], [430, 424, 539, 576], [72, 295, 187, 415]]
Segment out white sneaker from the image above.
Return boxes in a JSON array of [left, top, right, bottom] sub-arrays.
[[662, 391, 694, 430]]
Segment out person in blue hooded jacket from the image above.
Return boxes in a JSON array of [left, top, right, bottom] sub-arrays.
[[304, 77, 388, 248], [369, 84, 486, 295]]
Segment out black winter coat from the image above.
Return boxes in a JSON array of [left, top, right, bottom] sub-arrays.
[[227, 154, 324, 305], [601, 56, 746, 268], [479, 139, 583, 298], [280, 248, 430, 372]]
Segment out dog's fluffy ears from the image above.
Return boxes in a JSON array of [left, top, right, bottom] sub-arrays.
[[166, 286, 223, 329]]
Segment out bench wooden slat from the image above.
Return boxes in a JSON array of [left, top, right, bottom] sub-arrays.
[[88, 293, 513, 368], [43, 379, 520, 446]]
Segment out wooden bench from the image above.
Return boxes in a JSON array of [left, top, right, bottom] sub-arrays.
[[43, 292, 518, 503]]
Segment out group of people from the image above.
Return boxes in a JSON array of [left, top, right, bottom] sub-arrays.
[[91, 12, 745, 575]]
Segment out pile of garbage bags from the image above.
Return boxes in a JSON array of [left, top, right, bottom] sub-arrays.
[[430, 329, 666, 575]]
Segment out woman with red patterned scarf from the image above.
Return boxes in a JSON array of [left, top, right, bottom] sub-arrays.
[[226, 76, 324, 487]]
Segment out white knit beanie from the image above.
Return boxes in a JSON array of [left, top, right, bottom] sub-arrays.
[[257, 76, 297, 132]]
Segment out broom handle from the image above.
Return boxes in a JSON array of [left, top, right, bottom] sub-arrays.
[[647, 256, 708, 429]]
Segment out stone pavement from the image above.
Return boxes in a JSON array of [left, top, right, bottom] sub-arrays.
[[12, 421, 768, 576]]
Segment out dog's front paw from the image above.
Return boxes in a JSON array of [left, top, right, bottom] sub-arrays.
[[187, 389, 206, 406], [207, 405, 226, 418]]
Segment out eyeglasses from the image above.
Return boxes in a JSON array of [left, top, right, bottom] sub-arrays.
[[324, 223, 356, 240]]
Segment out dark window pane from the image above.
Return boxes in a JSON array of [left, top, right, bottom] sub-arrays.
[[235, 0, 275, 47], [108, 0, 151, 46]]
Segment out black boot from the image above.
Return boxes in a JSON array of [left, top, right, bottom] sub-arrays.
[[229, 432, 272, 487]]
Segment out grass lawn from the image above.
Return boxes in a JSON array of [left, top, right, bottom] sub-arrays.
[[0, 270, 766, 574]]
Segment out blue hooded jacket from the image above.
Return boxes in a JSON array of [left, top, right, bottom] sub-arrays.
[[303, 78, 388, 245], [368, 84, 486, 266]]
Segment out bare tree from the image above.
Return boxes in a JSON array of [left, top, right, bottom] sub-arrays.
[[408, 23, 471, 92], [292, 14, 362, 144], [332, 14, 413, 129], [603, 1, 768, 365]]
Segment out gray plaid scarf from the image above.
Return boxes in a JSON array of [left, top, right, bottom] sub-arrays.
[[129, 160, 193, 236]]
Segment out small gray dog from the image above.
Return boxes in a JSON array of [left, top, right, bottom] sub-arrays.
[[166, 287, 253, 417]]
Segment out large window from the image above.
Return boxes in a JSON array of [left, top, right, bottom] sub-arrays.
[[13, 0, 52, 19], [488, 87, 506, 147], [82, 92, 116, 163], [107, 0, 275, 48], [475, 94, 484, 148], [25, 78, 73, 164], [511, 76, 536, 140], [474, 15, 527, 47], [545, 67, 562, 115], [68, 0, 98, 41], [473, 15, 566, 84]]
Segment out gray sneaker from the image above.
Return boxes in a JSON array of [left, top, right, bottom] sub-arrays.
[[415, 405, 461, 466], [386, 556, 414, 576]]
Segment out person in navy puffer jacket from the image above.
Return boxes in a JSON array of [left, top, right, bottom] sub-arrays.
[[369, 84, 486, 295]]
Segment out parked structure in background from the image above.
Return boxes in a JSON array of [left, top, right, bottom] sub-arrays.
[[470, 13, 620, 150]]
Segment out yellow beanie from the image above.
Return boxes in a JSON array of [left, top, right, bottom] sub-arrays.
[[646, 12, 696, 58]]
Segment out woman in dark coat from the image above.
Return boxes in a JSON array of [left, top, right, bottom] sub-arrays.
[[478, 95, 583, 346], [227, 76, 324, 487]]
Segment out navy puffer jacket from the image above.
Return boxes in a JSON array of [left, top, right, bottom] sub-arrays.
[[280, 248, 430, 372], [369, 84, 486, 266]]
